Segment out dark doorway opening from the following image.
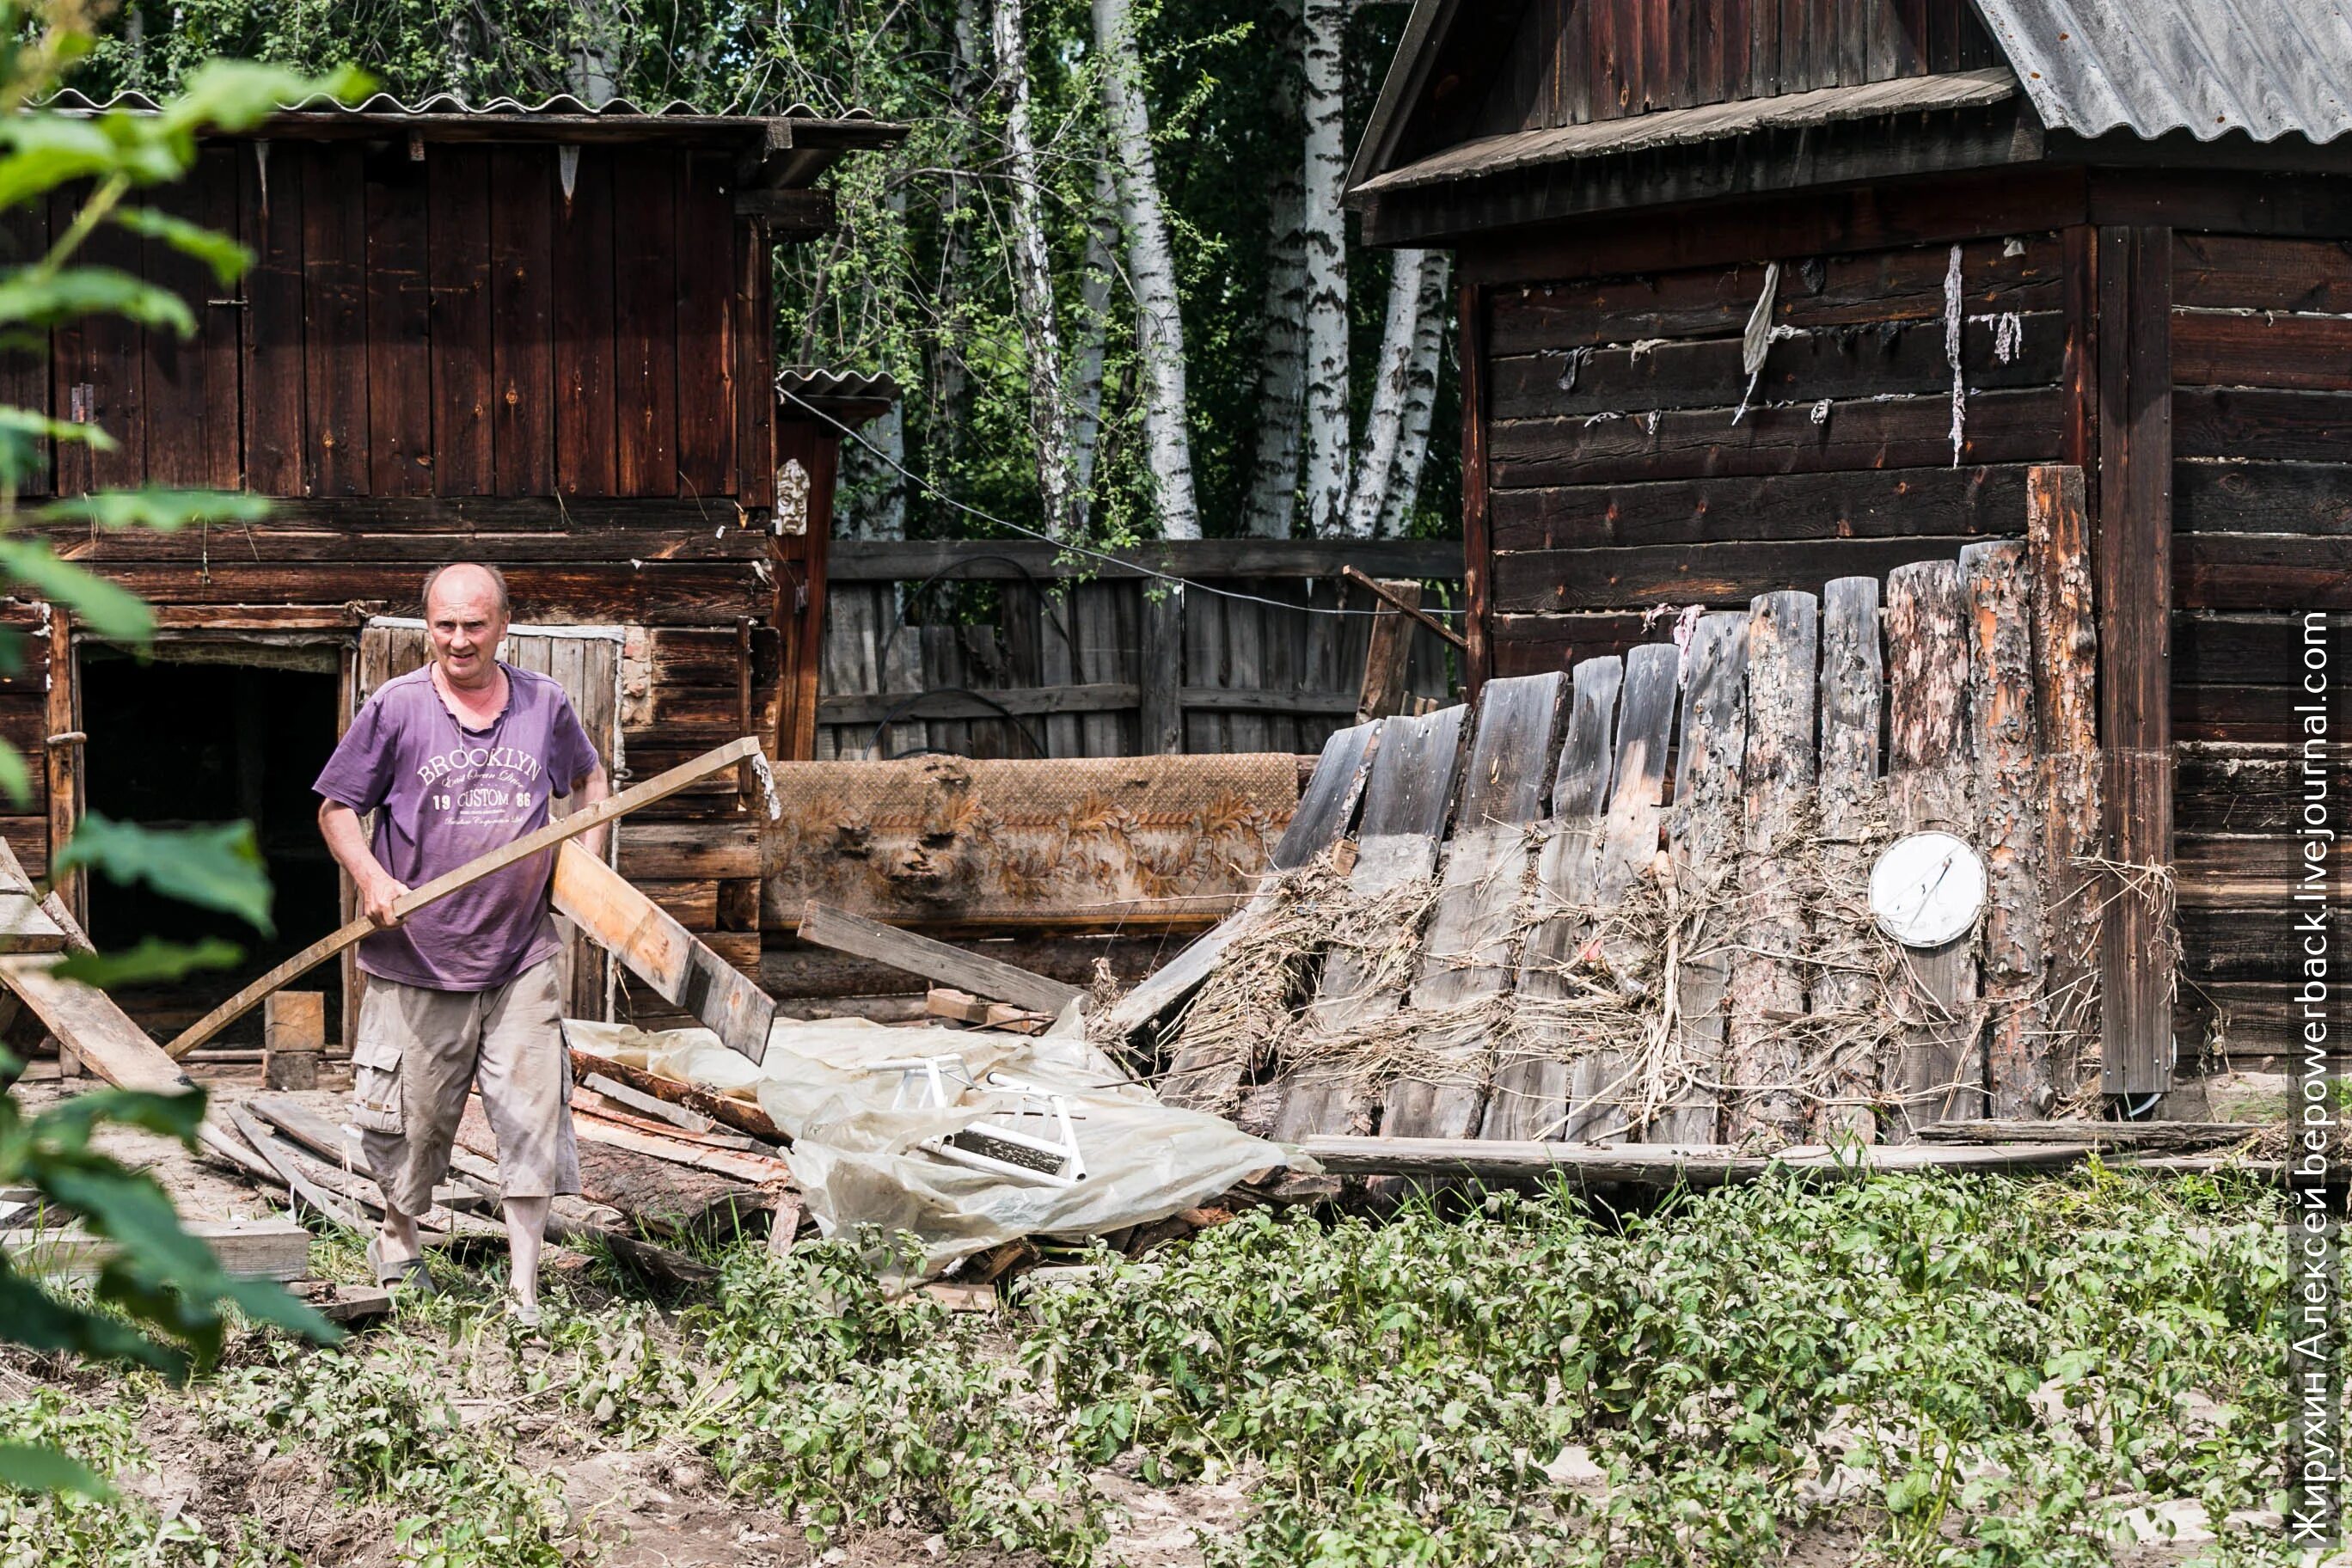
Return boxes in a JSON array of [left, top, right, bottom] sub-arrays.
[[80, 648, 344, 1046]]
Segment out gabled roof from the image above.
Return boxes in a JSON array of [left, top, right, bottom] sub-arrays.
[[1353, 0, 2352, 207]]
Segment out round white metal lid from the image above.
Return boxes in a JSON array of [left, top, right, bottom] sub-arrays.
[[1868, 831, 1987, 948]]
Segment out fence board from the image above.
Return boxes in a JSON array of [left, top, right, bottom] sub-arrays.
[[1812, 576, 1884, 1138], [1652, 612, 1747, 1145], [1963, 539, 2047, 1119]]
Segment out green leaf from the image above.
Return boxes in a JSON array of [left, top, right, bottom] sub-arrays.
[[108, 207, 251, 288], [52, 815, 273, 935], [0, 1266, 183, 1377], [34, 1086, 208, 1151], [0, 738, 28, 808], [159, 62, 377, 138], [34, 487, 274, 531], [52, 938, 242, 989], [0, 403, 120, 450], [0, 265, 196, 335], [0, 1442, 112, 1498], [0, 540, 152, 640]]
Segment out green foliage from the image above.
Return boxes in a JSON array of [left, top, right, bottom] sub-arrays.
[[51, 934, 242, 988], [0, 3, 360, 1500], [0, 1169, 2298, 1565], [52, 813, 274, 936]]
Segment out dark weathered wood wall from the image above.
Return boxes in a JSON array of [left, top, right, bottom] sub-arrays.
[[1421, 0, 1996, 151], [2169, 231, 2352, 1059], [1483, 231, 2064, 678]]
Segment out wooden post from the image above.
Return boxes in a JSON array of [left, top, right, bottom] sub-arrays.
[[1137, 584, 1185, 754], [1726, 591, 1817, 1142], [2094, 226, 2174, 1099], [1963, 540, 2049, 1118], [42, 609, 82, 930], [2025, 465, 2100, 1096], [1355, 577, 1422, 723], [1885, 560, 1983, 1132], [1457, 281, 1491, 696], [263, 991, 325, 1091]]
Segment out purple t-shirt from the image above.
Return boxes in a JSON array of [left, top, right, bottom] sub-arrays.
[[314, 662, 599, 992]]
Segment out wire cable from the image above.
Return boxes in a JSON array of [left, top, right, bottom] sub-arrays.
[[778, 384, 1467, 620]]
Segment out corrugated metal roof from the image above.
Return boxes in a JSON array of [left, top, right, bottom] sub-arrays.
[[1970, 0, 2352, 142], [41, 88, 899, 135], [1356, 67, 2017, 194], [776, 367, 899, 404]]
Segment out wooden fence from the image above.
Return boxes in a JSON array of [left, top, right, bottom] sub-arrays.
[[815, 539, 1462, 761], [1147, 469, 2116, 1143]]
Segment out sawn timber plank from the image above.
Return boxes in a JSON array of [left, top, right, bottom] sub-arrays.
[[1380, 673, 1567, 1142]]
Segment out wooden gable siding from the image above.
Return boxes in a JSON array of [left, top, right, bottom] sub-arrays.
[[43, 140, 759, 504], [1424, 0, 1998, 156]]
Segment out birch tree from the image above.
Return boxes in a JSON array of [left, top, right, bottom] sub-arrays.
[[1341, 248, 1428, 538], [1240, 0, 1308, 538], [1093, 0, 1200, 540], [1299, 0, 1350, 537], [1070, 160, 1119, 529], [1378, 251, 1451, 538], [993, 0, 1081, 537], [929, 0, 985, 488]]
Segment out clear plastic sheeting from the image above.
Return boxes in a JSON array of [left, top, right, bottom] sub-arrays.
[[561, 1011, 1295, 1277]]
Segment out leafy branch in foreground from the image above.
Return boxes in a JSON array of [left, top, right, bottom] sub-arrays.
[[0, 0, 366, 1498]]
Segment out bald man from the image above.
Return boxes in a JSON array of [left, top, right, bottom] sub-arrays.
[[315, 562, 611, 1327]]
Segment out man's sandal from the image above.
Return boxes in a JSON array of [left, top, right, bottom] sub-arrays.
[[366, 1235, 439, 1297]]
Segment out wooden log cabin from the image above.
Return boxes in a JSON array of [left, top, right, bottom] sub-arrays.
[[1350, 0, 2352, 1099], [3, 94, 903, 1045]]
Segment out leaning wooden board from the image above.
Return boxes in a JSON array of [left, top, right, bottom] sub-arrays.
[[1271, 705, 1467, 1142], [1651, 613, 1747, 1146], [1104, 720, 1380, 1042], [166, 735, 762, 1059], [552, 840, 775, 1060], [1381, 674, 1566, 1141]]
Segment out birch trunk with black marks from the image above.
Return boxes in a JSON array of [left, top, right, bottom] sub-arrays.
[[1094, 0, 1200, 539], [1069, 161, 1119, 530], [1963, 540, 2049, 1119], [1377, 251, 1451, 539], [1242, 0, 1308, 540], [929, 0, 986, 487], [994, 0, 1078, 539], [1343, 249, 1430, 539], [1299, 0, 1350, 537], [1725, 591, 1817, 1143]]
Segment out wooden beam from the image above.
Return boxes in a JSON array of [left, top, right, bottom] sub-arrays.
[[165, 736, 762, 1059], [1298, 1135, 2096, 1185], [1354, 578, 1424, 723], [824, 536, 1464, 584], [1460, 280, 1492, 691], [550, 841, 775, 1062], [2025, 465, 2101, 1097], [4, 1216, 312, 1282], [797, 900, 1087, 1017], [562, 1038, 785, 1142], [43, 609, 82, 929], [1342, 565, 1470, 652], [2094, 225, 2175, 1098]]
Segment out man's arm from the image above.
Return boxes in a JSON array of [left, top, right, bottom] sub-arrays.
[[572, 761, 613, 860], [319, 799, 409, 928]]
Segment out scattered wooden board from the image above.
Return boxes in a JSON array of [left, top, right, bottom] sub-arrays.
[[560, 1039, 785, 1143], [798, 901, 1085, 1018], [5, 1216, 312, 1281], [1963, 539, 2049, 1119]]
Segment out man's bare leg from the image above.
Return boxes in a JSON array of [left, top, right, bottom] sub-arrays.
[[503, 1195, 550, 1316]]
